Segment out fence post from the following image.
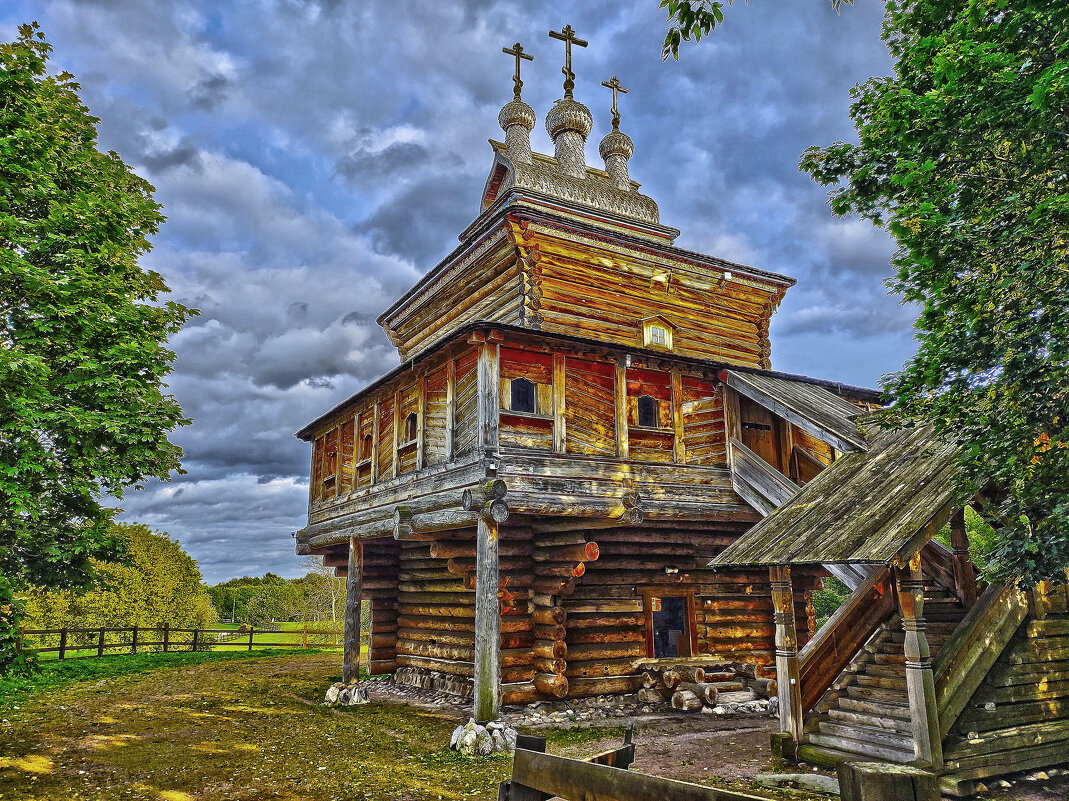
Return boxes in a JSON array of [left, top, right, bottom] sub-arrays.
[[192, 628, 199, 652], [248, 627, 255, 651], [58, 628, 67, 661], [302, 625, 308, 649], [131, 625, 138, 655], [97, 628, 105, 657], [163, 622, 170, 653]]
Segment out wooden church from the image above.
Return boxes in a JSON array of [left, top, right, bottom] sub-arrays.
[[295, 26, 880, 722]]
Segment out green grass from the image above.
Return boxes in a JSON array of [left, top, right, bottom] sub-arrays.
[[0, 648, 327, 711]]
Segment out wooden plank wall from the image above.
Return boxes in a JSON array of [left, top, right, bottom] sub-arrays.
[[564, 357, 617, 457], [363, 540, 400, 675], [424, 371, 449, 466], [389, 242, 522, 360], [943, 583, 1069, 782], [499, 347, 554, 451], [453, 351, 478, 458]]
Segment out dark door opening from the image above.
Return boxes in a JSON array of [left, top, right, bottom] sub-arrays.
[[651, 596, 691, 658]]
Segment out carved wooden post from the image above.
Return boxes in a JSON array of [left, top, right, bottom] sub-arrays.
[[949, 509, 978, 609], [896, 553, 943, 768], [343, 536, 363, 683], [770, 565, 803, 747], [474, 515, 500, 721], [614, 359, 628, 458], [552, 353, 566, 453]]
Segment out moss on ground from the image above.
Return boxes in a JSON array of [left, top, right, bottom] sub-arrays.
[[0, 652, 613, 800]]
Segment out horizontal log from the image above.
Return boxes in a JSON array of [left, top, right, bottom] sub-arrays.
[[532, 542, 600, 563], [368, 659, 397, 675], [501, 681, 540, 706], [430, 540, 532, 559], [534, 624, 567, 642], [566, 628, 645, 645], [532, 606, 567, 626], [533, 640, 568, 660], [567, 675, 641, 698], [671, 690, 703, 711], [534, 672, 569, 698], [395, 654, 474, 677]]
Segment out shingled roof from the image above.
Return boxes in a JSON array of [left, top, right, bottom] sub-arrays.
[[711, 423, 961, 567]]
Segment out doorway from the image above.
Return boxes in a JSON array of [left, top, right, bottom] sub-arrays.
[[651, 595, 691, 658]]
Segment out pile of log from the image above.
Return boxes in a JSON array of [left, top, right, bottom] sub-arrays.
[[636, 663, 777, 714]]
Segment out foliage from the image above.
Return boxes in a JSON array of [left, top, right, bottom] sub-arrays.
[[0, 23, 195, 670], [811, 575, 852, 629], [20, 523, 217, 646], [800, 0, 1069, 584], [207, 565, 348, 626], [660, 0, 851, 60]]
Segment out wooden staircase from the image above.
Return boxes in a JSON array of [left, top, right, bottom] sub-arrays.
[[802, 584, 969, 762]]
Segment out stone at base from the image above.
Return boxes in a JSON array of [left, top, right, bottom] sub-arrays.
[[837, 761, 939, 801], [754, 773, 839, 796]]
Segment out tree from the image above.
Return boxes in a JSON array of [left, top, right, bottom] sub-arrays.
[[0, 23, 194, 668], [660, 0, 851, 60], [21, 523, 217, 649], [799, 0, 1068, 584]]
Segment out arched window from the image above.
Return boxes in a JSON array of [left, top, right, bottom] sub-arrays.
[[404, 412, 418, 443], [361, 433, 373, 460], [510, 378, 536, 413], [637, 395, 659, 428]]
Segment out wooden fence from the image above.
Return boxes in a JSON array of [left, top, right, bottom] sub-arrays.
[[20, 624, 347, 661]]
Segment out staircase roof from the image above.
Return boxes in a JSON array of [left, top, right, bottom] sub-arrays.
[[711, 423, 961, 567]]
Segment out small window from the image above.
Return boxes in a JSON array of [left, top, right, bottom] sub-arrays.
[[650, 596, 691, 658], [637, 395, 659, 427], [510, 378, 536, 413], [361, 434, 373, 460], [642, 317, 674, 350], [403, 412, 418, 443], [648, 326, 668, 347]]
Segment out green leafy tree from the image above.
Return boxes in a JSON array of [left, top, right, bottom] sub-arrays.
[[0, 23, 194, 669], [800, 0, 1069, 584], [21, 523, 217, 650], [660, 0, 851, 60]]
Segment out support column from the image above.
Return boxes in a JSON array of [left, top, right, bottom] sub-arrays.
[[474, 515, 500, 721], [770, 565, 803, 747], [343, 536, 363, 683], [476, 339, 499, 453], [949, 509, 978, 609], [896, 553, 943, 768]]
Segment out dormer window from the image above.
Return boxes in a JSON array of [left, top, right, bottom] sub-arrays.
[[403, 412, 418, 443], [642, 315, 675, 351], [510, 378, 536, 414], [637, 395, 659, 428]]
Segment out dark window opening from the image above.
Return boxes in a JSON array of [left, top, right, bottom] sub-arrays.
[[742, 421, 772, 432], [511, 378, 536, 413], [652, 596, 690, 658], [637, 395, 659, 427], [361, 434, 373, 460], [403, 412, 418, 443]]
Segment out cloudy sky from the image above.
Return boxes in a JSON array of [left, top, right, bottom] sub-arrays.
[[2, 1, 912, 583]]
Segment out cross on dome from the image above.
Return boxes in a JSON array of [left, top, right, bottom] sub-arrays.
[[601, 76, 629, 131], [548, 25, 588, 100], [502, 42, 533, 101]]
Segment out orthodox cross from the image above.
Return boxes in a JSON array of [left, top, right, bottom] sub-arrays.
[[502, 42, 533, 101], [548, 25, 588, 99], [601, 76, 629, 130]]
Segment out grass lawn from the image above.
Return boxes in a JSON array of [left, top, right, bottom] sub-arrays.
[[0, 651, 617, 801]]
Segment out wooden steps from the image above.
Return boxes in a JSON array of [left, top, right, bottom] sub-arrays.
[[801, 590, 970, 765]]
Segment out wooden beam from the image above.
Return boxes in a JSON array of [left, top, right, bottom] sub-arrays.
[[770, 565, 803, 748], [343, 537, 363, 683], [949, 508, 978, 609], [391, 388, 401, 479], [474, 515, 500, 721], [895, 553, 943, 768], [370, 400, 380, 485], [553, 353, 566, 453], [614, 359, 628, 459], [416, 374, 426, 471], [445, 359, 456, 461], [671, 368, 685, 464], [477, 342, 500, 453]]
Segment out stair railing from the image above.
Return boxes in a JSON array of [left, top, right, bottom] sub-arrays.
[[797, 564, 897, 714]]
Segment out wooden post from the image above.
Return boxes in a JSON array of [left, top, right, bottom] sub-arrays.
[[191, 628, 199, 652], [477, 341, 500, 453], [614, 359, 628, 458], [445, 359, 456, 461], [416, 374, 427, 470], [769, 566, 803, 748], [838, 762, 939, 801], [670, 368, 685, 464], [58, 628, 67, 661], [302, 625, 308, 649], [370, 400, 380, 485], [97, 627, 105, 657], [896, 553, 943, 768], [163, 622, 170, 653], [343, 536, 363, 683], [949, 509, 978, 609], [391, 389, 401, 479], [474, 515, 500, 721], [248, 626, 255, 651], [131, 625, 138, 655], [552, 353, 566, 453]]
